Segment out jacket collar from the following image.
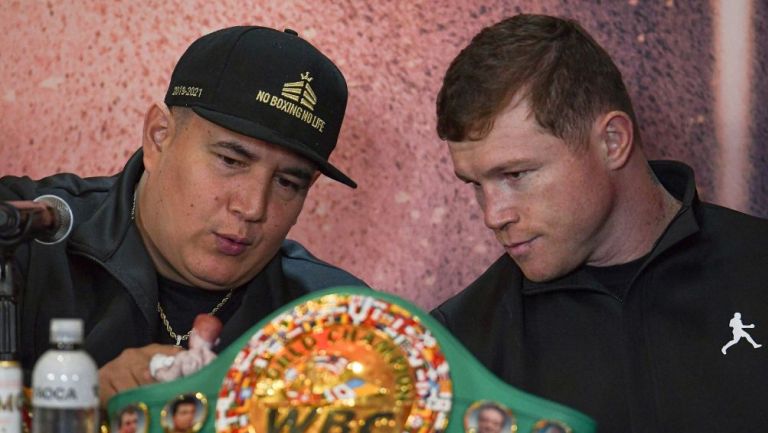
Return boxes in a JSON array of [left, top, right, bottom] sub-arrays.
[[67, 149, 159, 324], [521, 160, 701, 295], [68, 149, 144, 261]]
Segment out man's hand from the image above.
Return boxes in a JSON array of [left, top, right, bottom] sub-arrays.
[[98, 344, 181, 406]]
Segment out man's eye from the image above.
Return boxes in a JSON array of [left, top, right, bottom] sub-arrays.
[[217, 154, 246, 168], [506, 170, 527, 180], [275, 176, 306, 191], [276, 176, 300, 191], [273, 176, 308, 201]]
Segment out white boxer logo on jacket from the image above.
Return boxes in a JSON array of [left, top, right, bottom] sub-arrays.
[[721, 312, 762, 355]]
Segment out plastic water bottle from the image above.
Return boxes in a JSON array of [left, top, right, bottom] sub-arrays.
[[0, 360, 22, 433], [32, 319, 98, 433]]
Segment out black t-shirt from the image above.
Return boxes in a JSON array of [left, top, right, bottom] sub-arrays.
[[583, 253, 649, 301], [155, 275, 248, 349]]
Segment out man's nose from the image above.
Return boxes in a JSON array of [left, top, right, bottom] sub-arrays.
[[481, 187, 520, 230], [228, 178, 269, 222]]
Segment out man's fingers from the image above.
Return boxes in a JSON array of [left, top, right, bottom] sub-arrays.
[[148, 343, 183, 356], [98, 371, 127, 406], [99, 364, 140, 405], [131, 364, 153, 386], [97, 344, 182, 406], [98, 382, 116, 407]]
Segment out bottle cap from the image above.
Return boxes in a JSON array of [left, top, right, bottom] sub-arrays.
[[50, 318, 83, 344]]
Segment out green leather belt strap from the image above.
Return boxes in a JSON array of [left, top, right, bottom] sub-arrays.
[[107, 287, 595, 433]]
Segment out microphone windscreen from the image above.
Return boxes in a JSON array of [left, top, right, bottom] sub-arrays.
[[33, 195, 73, 245]]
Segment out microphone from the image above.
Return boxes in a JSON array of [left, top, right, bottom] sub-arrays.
[[0, 195, 74, 245]]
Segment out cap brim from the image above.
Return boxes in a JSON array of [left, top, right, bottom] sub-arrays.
[[191, 106, 357, 188]]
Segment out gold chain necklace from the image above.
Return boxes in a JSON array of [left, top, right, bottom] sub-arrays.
[[131, 189, 137, 221], [157, 289, 234, 346], [131, 189, 234, 346]]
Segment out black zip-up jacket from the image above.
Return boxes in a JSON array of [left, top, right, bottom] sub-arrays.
[[1, 150, 366, 383], [432, 161, 768, 433]]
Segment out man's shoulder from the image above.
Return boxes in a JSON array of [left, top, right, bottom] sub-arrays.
[[432, 254, 521, 327], [695, 201, 768, 249], [279, 239, 367, 291], [1, 170, 116, 203]]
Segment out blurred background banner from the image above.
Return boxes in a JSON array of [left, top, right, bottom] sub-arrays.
[[1, 0, 766, 309]]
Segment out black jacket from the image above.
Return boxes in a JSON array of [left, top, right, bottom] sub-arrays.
[[1, 150, 366, 382], [432, 161, 768, 433]]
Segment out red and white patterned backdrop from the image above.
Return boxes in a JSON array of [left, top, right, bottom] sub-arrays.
[[1, 0, 766, 309]]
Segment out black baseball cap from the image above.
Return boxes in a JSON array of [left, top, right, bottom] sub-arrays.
[[165, 26, 356, 188]]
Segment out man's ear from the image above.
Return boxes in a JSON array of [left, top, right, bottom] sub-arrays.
[[595, 111, 634, 170], [142, 103, 175, 173]]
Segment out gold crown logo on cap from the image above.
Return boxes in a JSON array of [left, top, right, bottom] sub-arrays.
[[282, 72, 317, 111]]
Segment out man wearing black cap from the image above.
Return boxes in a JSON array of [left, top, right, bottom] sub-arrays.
[[0, 26, 364, 404]]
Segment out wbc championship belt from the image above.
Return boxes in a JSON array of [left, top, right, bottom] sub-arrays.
[[107, 287, 595, 433]]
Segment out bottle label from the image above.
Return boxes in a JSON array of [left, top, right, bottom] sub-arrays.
[[32, 350, 99, 409], [0, 363, 22, 433], [32, 382, 98, 409]]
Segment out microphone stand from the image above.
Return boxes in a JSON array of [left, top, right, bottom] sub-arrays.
[[0, 254, 20, 363], [0, 200, 32, 366], [0, 199, 41, 365], [1, 201, 33, 433], [0, 201, 39, 247], [0, 257, 18, 357]]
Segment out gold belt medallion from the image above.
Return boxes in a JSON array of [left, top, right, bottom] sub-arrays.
[[215, 294, 453, 433]]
